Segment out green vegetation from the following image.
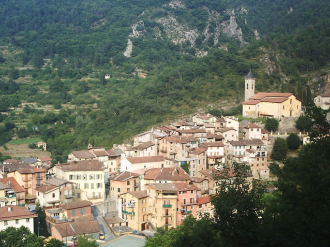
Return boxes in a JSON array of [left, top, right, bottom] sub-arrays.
[[8, 137, 43, 145], [0, 0, 329, 161], [271, 138, 288, 161], [146, 137, 330, 246], [265, 118, 279, 132], [286, 133, 301, 150], [0, 226, 44, 247]]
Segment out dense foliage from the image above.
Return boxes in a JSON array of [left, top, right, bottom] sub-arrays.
[[286, 133, 301, 150], [0, 0, 329, 160], [271, 138, 288, 161]]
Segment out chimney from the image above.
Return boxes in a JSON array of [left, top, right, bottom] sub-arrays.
[[8, 206, 12, 212]]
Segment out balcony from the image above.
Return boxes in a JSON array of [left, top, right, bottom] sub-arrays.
[[36, 176, 43, 180], [163, 204, 172, 208], [22, 178, 31, 182], [122, 210, 135, 216], [5, 194, 16, 198], [160, 149, 167, 153]]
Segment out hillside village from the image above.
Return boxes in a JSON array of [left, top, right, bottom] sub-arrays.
[[0, 72, 327, 244]]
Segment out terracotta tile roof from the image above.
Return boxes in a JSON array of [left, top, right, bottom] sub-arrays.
[[106, 149, 121, 157], [320, 93, 330, 97], [147, 183, 179, 192], [261, 129, 269, 133], [54, 220, 100, 237], [0, 163, 31, 173], [22, 158, 38, 164], [250, 92, 293, 100], [243, 100, 260, 105], [45, 177, 73, 186], [71, 150, 95, 159], [73, 214, 94, 222], [92, 150, 109, 157], [0, 181, 10, 190], [109, 171, 139, 181], [157, 126, 173, 132], [1, 178, 25, 193], [246, 149, 256, 154], [199, 168, 235, 179], [244, 123, 261, 129], [207, 133, 224, 139], [190, 147, 207, 155], [190, 177, 207, 183], [229, 139, 264, 146], [128, 190, 148, 199], [144, 167, 191, 181], [2, 159, 20, 164], [177, 129, 207, 134], [133, 141, 155, 151], [0, 206, 37, 220], [38, 156, 52, 162], [216, 127, 236, 133], [18, 168, 46, 174], [261, 97, 288, 103], [36, 184, 57, 193], [126, 156, 164, 164], [197, 195, 211, 205], [216, 117, 226, 122], [172, 122, 193, 127], [174, 183, 200, 191], [62, 200, 92, 210], [58, 160, 104, 171], [201, 141, 225, 147]]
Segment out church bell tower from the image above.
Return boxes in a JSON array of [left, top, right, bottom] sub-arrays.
[[245, 71, 256, 101]]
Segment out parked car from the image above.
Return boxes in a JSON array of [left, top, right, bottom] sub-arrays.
[[99, 231, 105, 240]]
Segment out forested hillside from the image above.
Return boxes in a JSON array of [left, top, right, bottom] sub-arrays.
[[0, 0, 330, 162]]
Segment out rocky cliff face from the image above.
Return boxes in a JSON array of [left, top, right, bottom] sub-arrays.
[[124, 0, 257, 58]]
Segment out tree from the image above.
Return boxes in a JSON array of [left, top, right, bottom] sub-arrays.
[[265, 118, 279, 132], [286, 133, 300, 150], [144, 215, 220, 247], [45, 238, 64, 247], [274, 137, 330, 246], [271, 138, 287, 161], [0, 226, 44, 247], [212, 163, 265, 247], [76, 235, 98, 247], [295, 115, 312, 132]]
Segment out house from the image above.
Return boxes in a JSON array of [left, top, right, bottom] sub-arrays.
[[37, 142, 47, 151], [120, 156, 165, 172], [215, 127, 238, 142], [118, 190, 149, 231], [132, 141, 157, 157], [199, 168, 235, 195], [190, 177, 209, 195], [50, 160, 106, 203], [189, 146, 208, 176], [197, 196, 213, 218], [201, 141, 226, 167], [158, 136, 198, 160], [215, 116, 239, 132], [109, 171, 139, 201], [243, 92, 302, 118], [228, 139, 269, 179], [51, 215, 100, 243], [37, 156, 52, 168], [0, 205, 37, 233], [142, 167, 191, 190], [0, 177, 25, 206], [243, 124, 263, 140], [314, 94, 330, 110], [7, 167, 46, 203], [106, 148, 123, 173], [0, 182, 11, 207], [44, 177, 74, 205]]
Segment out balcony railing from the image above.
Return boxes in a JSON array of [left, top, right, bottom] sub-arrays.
[[5, 194, 16, 198], [122, 210, 135, 216], [163, 204, 172, 208]]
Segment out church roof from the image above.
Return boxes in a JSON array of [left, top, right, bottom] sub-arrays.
[[245, 71, 255, 79]]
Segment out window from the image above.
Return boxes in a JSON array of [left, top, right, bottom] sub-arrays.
[[83, 175, 87, 180], [80, 208, 85, 215], [118, 188, 120, 193], [69, 175, 73, 180], [97, 183, 102, 189], [90, 175, 94, 180], [76, 175, 81, 180], [84, 183, 89, 189], [142, 207, 146, 212], [4, 220, 7, 226], [26, 218, 30, 223], [127, 181, 130, 185], [77, 193, 80, 199], [16, 219, 19, 224], [190, 190, 193, 194], [91, 183, 94, 189], [142, 199, 146, 204], [52, 193, 55, 198], [72, 210, 75, 216]]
